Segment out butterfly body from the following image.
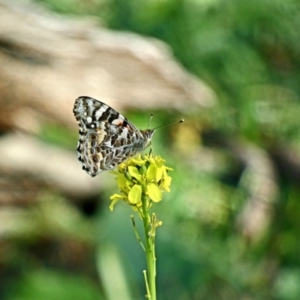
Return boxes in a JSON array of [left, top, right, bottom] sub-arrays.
[[73, 96, 154, 177]]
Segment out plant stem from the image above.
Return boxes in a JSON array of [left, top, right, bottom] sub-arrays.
[[142, 193, 157, 300]]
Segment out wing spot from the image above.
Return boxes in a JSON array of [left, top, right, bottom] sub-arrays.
[[111, 135, 118, 146], [90, 134, 97, 140], [108, 113, 119, 123], [95, 146, 102, 152], [114, 139, 122, 147], [98, 108, 110, 121], [91, 141, 97, 147], [112, 119, 124, 126], [92, 155, 100, 163], [106, 153, 113, 161]]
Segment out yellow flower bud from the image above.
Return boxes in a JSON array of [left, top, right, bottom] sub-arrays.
[[109, 154, 173, 211]]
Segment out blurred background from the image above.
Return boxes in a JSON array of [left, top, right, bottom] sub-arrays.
[[1, 0, 300, 299]]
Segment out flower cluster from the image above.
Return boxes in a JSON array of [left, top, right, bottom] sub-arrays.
[[109, 154, 173, 211]]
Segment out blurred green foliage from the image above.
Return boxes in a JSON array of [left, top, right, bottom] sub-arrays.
[[40, 122, 78, 149], [7, 270, 103, 300], [103, 0, 300, 143], [7, 0, 300, 299]]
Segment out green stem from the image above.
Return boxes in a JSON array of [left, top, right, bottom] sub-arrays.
[[131, 215, 145, 252], [142, 193, 157, 300]]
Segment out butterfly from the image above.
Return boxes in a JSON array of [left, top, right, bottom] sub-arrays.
[[73, 96, 155, 177]]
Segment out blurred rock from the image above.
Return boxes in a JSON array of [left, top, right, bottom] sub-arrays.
[[232, 142, 279, 244], [0, 133, 101, 203]]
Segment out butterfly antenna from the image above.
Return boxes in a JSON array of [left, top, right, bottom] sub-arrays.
[[147, 113, 154, 129], [152, 119, 184, 130]]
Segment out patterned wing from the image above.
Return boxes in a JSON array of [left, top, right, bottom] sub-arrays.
[[73, 96, 145, 177]]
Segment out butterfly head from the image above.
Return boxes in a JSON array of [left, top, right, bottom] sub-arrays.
[[141, 129, 155, 147]]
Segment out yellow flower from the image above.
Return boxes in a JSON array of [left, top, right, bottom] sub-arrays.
[[109, 154, 173, 211]]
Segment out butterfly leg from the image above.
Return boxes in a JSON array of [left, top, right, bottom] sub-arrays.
[[148, 143, 153, 156]]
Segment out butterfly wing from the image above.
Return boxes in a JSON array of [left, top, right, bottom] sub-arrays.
[[73, 96, 145, 177]]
